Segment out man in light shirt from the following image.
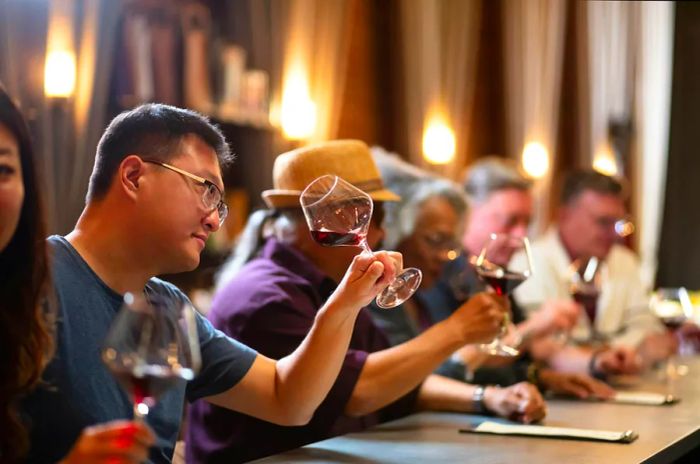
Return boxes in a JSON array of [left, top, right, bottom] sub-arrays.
[[512, 170, 674, 369]]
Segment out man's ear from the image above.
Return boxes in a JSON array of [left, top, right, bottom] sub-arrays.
[[119, 155, 147, 199]]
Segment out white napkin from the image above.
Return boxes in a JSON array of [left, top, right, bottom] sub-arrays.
[[611, 391, 677, 405], [462, 421, 637, 443]]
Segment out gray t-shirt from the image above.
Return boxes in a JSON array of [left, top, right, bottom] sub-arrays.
[[23, 236, 257, 463]]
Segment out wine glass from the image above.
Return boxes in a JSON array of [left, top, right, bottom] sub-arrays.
[[649, 287, 694, 379], [300, 175, 422, 309], [472, 233, 533, 356], [567, 257, 603, 343], [102, 292, 201, 420]]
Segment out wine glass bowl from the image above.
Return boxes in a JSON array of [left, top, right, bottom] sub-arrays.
[[472, 233, 533, 357], [649, 287, 693, 379], [568, 257, 602, 341], [650, 288, 693, 331], [300, 175, 422, 309], [102, 292, 200, 419]]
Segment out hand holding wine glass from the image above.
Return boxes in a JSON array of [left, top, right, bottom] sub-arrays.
[[300, 175, 422, 308], [649, 287, 694, 378], [472, 233, 533, 356], [61, 420, 156, 464], [102, 292, 201, 421], [328, 250, 403, 309]]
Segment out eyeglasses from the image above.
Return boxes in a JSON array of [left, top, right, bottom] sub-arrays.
[[143, 159, 228, 226], [420, 232, 462, 260]]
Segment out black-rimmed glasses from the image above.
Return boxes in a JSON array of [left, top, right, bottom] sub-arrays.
[[144, 160, 228, 226]]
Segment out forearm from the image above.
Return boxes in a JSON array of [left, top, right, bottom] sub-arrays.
[[345, 319, 464, 416], [415, 374, 477, 413], [545, 345, 593, 374], [275, 300, 361, 421]]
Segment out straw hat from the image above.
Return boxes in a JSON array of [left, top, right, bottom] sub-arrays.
[[262, 139, 401, 208]]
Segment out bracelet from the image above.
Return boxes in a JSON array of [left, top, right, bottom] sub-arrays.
[[526, 361, 544, 390], [472, 385, 488, 414], [588, 348, 607, 380]]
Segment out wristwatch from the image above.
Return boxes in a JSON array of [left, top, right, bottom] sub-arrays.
[[588, 348, 607, 380], [472, 385, 488, 414]]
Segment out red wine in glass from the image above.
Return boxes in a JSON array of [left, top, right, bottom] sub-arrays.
[[300, 175, 423, 309], [568, 257, 602, 332], [572, 289, 600, 325], [661, 317, 686, 331], [102, 292, 201, 420], [109, 364, 194, 409], [311, 229, 365, 247], [471, 233, 533, 357], [475, 266, 528, 296]]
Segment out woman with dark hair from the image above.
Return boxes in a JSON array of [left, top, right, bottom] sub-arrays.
[[0, 85, 53, 463], [0, 85, 154, 463]]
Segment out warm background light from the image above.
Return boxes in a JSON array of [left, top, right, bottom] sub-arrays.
[[422, 117, 456, 165], [521, 141, 550, 179], [593, 143, 618, 176], [44, 50, 76, 98], [280, 65, 316, 140]]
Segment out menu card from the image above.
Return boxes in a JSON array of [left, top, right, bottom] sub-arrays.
[[460, 421, 638, 443]]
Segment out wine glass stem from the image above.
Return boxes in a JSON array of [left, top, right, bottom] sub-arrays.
[[133, 402, 148, 422], [359, 239, 373, 256]]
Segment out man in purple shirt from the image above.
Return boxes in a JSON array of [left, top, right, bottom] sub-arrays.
[[187, 140, 545, 463]]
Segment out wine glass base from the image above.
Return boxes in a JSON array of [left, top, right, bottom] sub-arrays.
[[479, 342, 520, 357], [375, 268, 422, 309]]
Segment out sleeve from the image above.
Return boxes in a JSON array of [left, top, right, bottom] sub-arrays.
[[145, 279, 258, 402], [233, 294, 372, 431], [511, 247, 564, 316], [186, 310, 258, 401], [610, 255, 663, 347], [434, 358, 469, 381], [368, 304, 416, 347], [472, 363, 528, 386]]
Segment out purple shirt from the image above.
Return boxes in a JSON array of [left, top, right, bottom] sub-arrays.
[[186, 238, 418, 463]]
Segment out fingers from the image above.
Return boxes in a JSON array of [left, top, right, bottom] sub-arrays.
[[65, 421, 155, 464], [617, 348, 642, 374], [369, 251, 400, 287], [580, 376, 615, 399], [510, 383, 546, 423], [85, 420, 155, 445], [562, 377, 592, 399], [347, 252, 388, 286]]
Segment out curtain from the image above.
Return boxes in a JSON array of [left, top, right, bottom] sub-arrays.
[[578, 0, 637, 171], [633, 2, 675, 287], [502, 0, 567, 232], [66, 0, 121, 233], [276, 0, 353, 143], [0, 0, 120, 234], [581, 1, 675, 286], [398, 0, 481, 179]]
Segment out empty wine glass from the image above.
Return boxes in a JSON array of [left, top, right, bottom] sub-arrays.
[[567, 256, 602, 343], [102, 292, 201, 420], [650, 287, 694, 379], [300, 175, 422, 309], [472, 233, 533, 356]]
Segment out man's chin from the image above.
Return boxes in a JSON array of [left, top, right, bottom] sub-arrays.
[[165, 254, 201, 274]]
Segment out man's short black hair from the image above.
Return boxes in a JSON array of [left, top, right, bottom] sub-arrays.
[[561, 170, 625, 205], [87, 103, 233, 202]]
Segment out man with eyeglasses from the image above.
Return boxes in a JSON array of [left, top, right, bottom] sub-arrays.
[[21, 104, 402, 464], [512, 169, 673, 373]]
